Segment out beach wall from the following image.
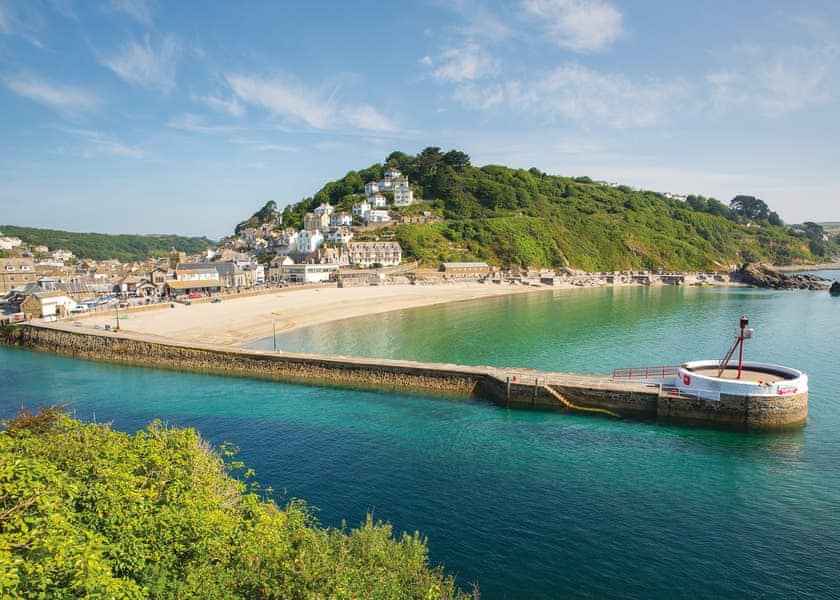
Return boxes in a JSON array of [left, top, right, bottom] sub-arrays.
[[0, 324, 806, 431]]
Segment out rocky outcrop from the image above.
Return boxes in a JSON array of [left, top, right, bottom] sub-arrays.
[[734, 263, 828, 290], [831, 281, 840, 296]]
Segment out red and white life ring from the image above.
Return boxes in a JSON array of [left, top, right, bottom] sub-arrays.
[[682, 374, 691, 386]]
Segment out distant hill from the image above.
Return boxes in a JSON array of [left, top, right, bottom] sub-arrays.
[[271, 148, 836, 271], [0, 225, 216, 262]]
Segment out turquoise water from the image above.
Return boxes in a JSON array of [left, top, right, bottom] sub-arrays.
[[3, 284, 840, 598]]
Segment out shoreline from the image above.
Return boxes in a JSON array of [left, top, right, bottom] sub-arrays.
[[75, 277, 737, 347]]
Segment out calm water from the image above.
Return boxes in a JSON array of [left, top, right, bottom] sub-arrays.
[[3, 282, 840, 598]]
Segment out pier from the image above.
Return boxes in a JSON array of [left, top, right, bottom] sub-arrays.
[[1, 323, 807, 431]]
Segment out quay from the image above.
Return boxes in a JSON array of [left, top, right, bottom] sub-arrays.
[[1, 323, 807, 431]]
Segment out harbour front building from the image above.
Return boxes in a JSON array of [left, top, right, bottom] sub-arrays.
[[347, 242, 402, 267]]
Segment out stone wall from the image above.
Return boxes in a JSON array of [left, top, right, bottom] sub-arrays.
[[1, 325, 481, 397], [0, 324, 807, 431]]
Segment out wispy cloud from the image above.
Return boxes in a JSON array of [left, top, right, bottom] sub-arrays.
[[521, 0, 624, 53], [445, 0, 513, 41], [453, 63, 688, 128], [231, 137, 297, 152], [225, 73, 397, 132], [105, 0, 156, 27], [3, 73, 100, 117], [99, 33, 180, 92], [707, 43, 838, 116], [167, 113, 241, 135], [422, 43, 500, 82], [0, 0, 45, 47], [57, 126, 145, 159], [192, 92, 246, 117]]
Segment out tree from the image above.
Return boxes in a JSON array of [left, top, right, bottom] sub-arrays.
[[442, 150, 471, 169], [730, 195, 770, 221]]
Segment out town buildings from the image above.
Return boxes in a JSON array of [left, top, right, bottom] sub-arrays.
[[347, 242, 402, 267], [0, 258, 36, 294]]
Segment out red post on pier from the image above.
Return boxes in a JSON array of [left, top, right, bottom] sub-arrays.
[[737, 316, 748, 380]]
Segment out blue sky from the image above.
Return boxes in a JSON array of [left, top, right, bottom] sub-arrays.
[[1, 0, 838, 238]]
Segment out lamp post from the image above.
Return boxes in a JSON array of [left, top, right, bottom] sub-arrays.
[[115, 298, 120, 331], [271, 310, 282, 352]]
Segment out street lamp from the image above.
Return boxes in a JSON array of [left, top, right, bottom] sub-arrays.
[[271, 310, 282, 352], [115, 299, 120, 331]]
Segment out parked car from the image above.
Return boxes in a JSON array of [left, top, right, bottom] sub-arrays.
[[70, 304, 89, 313], [188, 292, 203, 299]]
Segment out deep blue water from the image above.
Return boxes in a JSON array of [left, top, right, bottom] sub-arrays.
[[3, 283, 839, 598]]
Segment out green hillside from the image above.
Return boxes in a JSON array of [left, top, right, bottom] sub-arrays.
[[0, 225, 215, 262], [277, 148, 836, 270]]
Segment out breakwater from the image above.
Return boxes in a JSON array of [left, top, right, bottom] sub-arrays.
[[0, 323, 806, 431]]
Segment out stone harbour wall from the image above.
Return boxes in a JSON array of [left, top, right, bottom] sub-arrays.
[[0, 324, 807, 431]]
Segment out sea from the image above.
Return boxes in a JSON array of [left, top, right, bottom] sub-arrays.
[[3, 274, 839, 598]]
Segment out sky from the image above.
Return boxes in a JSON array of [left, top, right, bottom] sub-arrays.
[[0, 0, 838, 238]]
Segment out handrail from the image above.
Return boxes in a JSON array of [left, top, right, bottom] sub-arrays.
[[612, 365, 680, 379]]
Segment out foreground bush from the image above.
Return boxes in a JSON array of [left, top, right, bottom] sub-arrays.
[[0, 408, 469, 599]]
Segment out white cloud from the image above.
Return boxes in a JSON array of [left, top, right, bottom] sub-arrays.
[[3, 74, 100, 116], [0, 0, 44, 47], [230, 137, 297, 152], [193, 93, 246, 117], [446, 0, 513, 41], [57, 126, 145, 159], [424, 43, 500, 82], [226, 73, 397, 132], [99, 33, 180, 92], [453, 63, 688, 128], [521, 0, 623, 53], [707, 43, 837, 116], [167, 113, 240, 135], [106, 0, 155, 27]]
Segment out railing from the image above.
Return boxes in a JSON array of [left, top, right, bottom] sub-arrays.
[[612, 365, 680, 380]]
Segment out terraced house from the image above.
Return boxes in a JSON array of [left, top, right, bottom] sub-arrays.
[[0, 258, 36, 294], [346, 241, 402, 267]]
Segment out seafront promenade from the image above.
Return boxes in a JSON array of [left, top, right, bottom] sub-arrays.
[[1, 322, 807, 431], [68, 276, 737, 347]]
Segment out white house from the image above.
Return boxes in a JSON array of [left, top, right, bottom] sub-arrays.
[[393, 179, 413, 206], [330, 212, 352, 228], [352, 201, 371, 218], [297, 229, 325, 253], [365, 181, 379, 196], [364, 210, 391, 223], [0, 236, 22, 250], [313, 202, 334, 217], [280, 263, 338, 283], [326, 227, 354, 244], [370, 194, 387, 208]]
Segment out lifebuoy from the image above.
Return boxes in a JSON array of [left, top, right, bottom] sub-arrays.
[[682, 374, 691, 386]]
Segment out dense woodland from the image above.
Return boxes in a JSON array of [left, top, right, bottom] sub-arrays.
[[0, 226, 215, 262], [0, 408, 468, 599], [276, 148, 838, 270]]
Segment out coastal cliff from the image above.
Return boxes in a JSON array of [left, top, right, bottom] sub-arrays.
[[733, 263, 829, 290]]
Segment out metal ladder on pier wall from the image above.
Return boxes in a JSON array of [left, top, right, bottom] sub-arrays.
[[543, 384, 621, 419]]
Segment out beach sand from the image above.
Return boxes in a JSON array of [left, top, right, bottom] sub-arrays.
[[83, 282, 547, 346]]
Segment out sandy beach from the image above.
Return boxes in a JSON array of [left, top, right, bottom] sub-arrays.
[[82, 282, 547, 346]]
